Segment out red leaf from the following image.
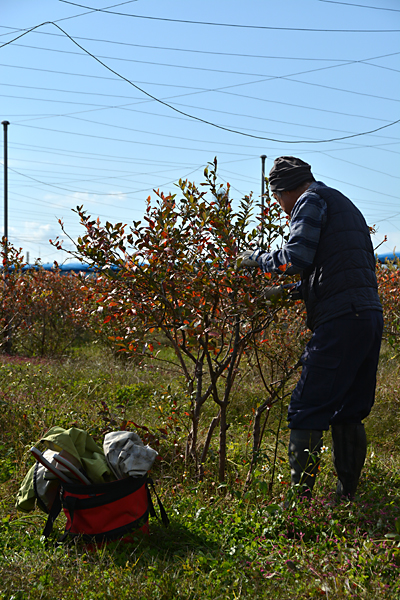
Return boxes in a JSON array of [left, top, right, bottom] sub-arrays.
[[131, 421, 149, 432]]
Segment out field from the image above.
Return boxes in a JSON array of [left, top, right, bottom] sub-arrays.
[[0, 340, 399, 600]]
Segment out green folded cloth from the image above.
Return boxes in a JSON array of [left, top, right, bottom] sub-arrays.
[[39, 426, 111, 484], [16, 426, 112, 513]]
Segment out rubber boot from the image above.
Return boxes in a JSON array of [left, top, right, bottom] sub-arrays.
[[288, 429, 323, 498], [331, 422, 367, 501]]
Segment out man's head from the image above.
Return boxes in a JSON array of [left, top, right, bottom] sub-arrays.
[[269, 156, 315, 216]]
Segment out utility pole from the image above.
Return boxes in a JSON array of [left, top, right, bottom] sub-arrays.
[[2, 121, 9, 245], [2, 120, 10, 353], [260, 154, 267, 248]]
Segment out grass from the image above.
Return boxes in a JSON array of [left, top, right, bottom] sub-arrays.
[[0, 343, 399, 599]]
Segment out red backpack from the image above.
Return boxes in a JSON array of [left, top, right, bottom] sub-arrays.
[[43, 475, 169, 545]]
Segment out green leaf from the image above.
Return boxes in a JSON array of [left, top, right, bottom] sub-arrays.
[[265, 503, 280, 514], [384, 532, 400, 540]]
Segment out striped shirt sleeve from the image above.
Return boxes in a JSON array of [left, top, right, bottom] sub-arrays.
[[254, 190, 327, 275]]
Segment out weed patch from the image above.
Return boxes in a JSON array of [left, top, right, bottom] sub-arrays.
[[1, 348, 399, 599]]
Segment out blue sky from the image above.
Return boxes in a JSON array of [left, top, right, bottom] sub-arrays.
[[1, 0, 399, 263]]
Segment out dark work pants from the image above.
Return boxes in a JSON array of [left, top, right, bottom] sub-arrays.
[[288, 310, 383, 431]]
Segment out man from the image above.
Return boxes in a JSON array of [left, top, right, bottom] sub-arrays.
[[239, 156, 383, 500]]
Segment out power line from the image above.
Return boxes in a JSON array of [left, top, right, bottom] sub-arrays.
[[318, 0, 400, 11], [7, 149, 400, 208], [56, 0, 139, 23], [0, 81, 142, 101], [7, 163, 204, 198], [11, 39, 400, 77], [319, 153, 400, 179], [10, 189, 117, 214], [9, 163, 192, 184], [5, 144, 400, 226], [7, 165, 128, 195], [312, 171, 400, 200], [276, 76, 400, 103], [8, 141, 201, 166], [307, 139, 400, 156], [10, 41, 400, 96], [214, 87, 398, 123], [90, 100, 400, 140], [0, 60, 123, 82], [2, 56, 396, 126], [9, 167, 400, 225], [0, 92, 116, 109], [59, 1, 400, 32], [12, 122, 258, 157], [8, 156, 186, 176], [2, 22, 399, 144], [375, 210, 400, 223], [8, 174, 399, 233], [4, 42, 365, 78], [1, 62, 395, 126], [6, 83, 361, 143], [353, 198, 400, 206], [8, 130, 400, 173], [2, 24, 399, 64], [14, 121, 400, 164], [219, 168, 400, 203], [7, 136, 400, 201], [13, 165, 201, 192], [0, 2, 139, 37], [158, 99, 393, 129], [65, 112, 400, 149], [62, 113, 321, 147], [362, 61, 400, 74]]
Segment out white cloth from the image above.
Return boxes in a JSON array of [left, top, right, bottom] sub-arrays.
[[103, 431, 158, 479], [33, 450, 69, 511]]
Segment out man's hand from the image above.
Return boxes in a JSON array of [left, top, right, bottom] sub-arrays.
[[236, 249, 261, 268], [286, 283, 302, 300], [263, 285, 283, 299], [264, 283, 302, 301]]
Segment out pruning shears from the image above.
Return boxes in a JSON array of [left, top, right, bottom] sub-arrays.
[[30, 447, 91, 485]]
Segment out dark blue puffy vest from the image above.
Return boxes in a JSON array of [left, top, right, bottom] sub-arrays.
[[301, 182, 382, 331]]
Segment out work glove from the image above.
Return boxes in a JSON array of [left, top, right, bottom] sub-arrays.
[[236, 249, 262, 268], [264, 283, 302, 301], [286, 284, 302, 301], [263, 285, 283, 299]]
